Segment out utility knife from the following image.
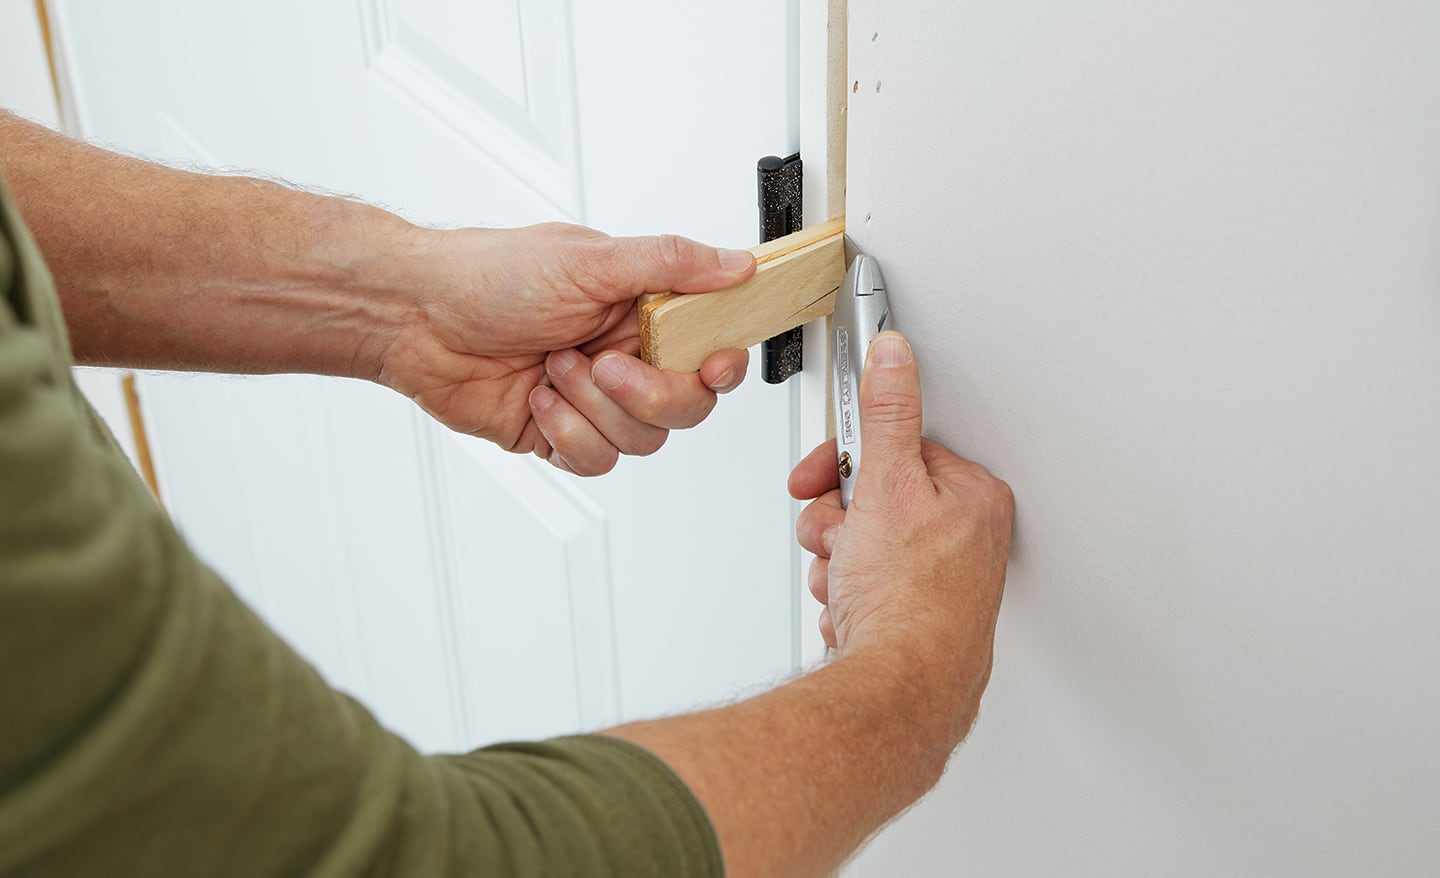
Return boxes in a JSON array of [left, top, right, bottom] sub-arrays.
[[831, 249, 894, 509]]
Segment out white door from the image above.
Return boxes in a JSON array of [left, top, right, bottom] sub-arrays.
[[843, 2, 1440, 875], [49, 0, 806, 753]]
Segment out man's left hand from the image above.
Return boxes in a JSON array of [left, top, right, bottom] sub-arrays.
[[378, 222, 755, 476]]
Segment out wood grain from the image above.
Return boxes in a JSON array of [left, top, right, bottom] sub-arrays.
[[640, 217, 846, 372]]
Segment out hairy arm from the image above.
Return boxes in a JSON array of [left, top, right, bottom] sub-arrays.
[[0, 109, 756, 469], [0, 109, 417, 379], [607, 649, 977, 878]]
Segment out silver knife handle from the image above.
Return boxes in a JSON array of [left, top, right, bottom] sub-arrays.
[[831, 254, 894, 509]]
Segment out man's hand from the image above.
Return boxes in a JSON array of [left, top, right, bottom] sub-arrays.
[[378, 223, 756, 475], [610, 331, 1015, 876], [789, 331, 1014, 723]]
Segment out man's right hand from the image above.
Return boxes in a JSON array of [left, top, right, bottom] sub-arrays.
[[610, 333, 1014, 876], [789, 331, 1014, 735]]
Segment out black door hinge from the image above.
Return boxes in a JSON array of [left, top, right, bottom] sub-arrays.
[[757, 152, 803, 384]]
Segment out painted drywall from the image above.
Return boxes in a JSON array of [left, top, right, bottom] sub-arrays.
[[843, 3, 1439, 875]]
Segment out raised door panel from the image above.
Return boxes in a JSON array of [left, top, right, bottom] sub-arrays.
[[379, 0, 528, 106], [357, 0, 581, 214]]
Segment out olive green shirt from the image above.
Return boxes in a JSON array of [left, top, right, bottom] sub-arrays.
[[0, 176, 723, 877]]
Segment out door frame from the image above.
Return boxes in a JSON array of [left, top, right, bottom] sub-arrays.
[[796, 0, 847, 663]]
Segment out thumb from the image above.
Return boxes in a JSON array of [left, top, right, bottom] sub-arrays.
[[856, 331, 925, 488], [598, 234, 756, 301]]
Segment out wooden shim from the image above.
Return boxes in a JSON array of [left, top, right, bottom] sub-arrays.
[[640, 217, 846, 372]]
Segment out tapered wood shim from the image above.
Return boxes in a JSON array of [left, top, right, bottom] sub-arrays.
[[640, 217, 846, 372]]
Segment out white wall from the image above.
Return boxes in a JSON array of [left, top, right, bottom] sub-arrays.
[[844, 2, 1439, 875]]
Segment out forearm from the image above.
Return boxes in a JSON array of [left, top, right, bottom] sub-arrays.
[[606, 647, 979, 878], [0, 110, 418, 378]]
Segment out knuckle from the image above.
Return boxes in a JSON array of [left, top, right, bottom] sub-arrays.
[[963, 457, 996, 480], [796, 502, 835, 549], [797, 521, 822, 554], [683, 393, 718, 428], [626, 431, 668, 458], [865, 390, 921, 425], [544, 223, 599, 263], [573, 449, 618, 477], [653, 233, 691, 270], [992, 477, 1016, 513], [536, 221, 586, 239], [549, 420, 582, 450], [819, 611, 837, 648], [632, 383, 667, 422], [808, 559, 827, 600], [559, 228, 621, 292], [549, 427, 613, 477], [972, 470, 1014, 512]]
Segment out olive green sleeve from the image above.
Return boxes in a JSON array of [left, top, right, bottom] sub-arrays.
[[0, 182, 723, 878]]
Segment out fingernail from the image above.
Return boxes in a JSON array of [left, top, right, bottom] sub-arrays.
[[592, 354, 629, 391], [718, 248, 752, 272], [710, 367, 737, 392], [822, 526, 838, 555], [548, 348, 579, 378], [531, 386, 556, 412], [871, 333, 913, 367]]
